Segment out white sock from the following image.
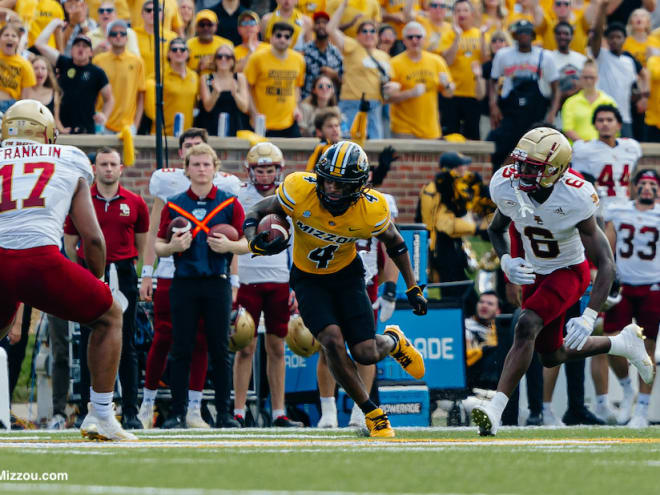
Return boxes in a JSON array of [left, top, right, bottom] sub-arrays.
[[234, 408, 245, 418], [272, 409, 286, 420], [320, 396, 336, 416], [90, 388, 114, 420], [489, 392, 509, 418], [542, 402, 553, 415], [596, 394, 609, 408], [188, 390, 202, 409], [637, 393, 651, 408], [618, 376, 633, 396], [142, 388, 157, 403], [608, 335, 627, 356]]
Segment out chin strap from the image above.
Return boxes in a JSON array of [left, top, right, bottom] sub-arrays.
[[513, 186, 534, 218]]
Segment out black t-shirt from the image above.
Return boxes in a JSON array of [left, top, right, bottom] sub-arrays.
[[607, 0, 641, 25], [56, 55, 109, 134], [212, 3, 247, 46]]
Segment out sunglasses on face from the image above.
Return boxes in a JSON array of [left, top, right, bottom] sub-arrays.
[[240, 19, 258, 26], [555, 1, 570, 5], [143, 7, 153, 13], [98, 7, 115, 14], [109, 31, 127, 38], [360, 28, 376, 34], [428, 2, 447, 8], [215, 53, 233, 60], [406, 34, 423, 40], [274, 32, 291, 39], [198, 22, 214, 28], [170, 46, 187, 53]]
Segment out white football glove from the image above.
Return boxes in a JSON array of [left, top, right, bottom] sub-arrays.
[[373, 297, 396, 322], [565, 307, 598, 351], [500, 254, 536, 285]]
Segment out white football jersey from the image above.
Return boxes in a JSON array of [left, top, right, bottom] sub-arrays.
[[237, 183, 290, 284], [0, 140, 93, 250], [604, 201, 660, 285], [356, 193, 398, 284], [149, 167, 242, 278], [490, 166, 599, 274], [572, 138, 641, 212]]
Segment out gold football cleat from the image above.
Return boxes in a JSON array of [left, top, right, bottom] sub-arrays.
[[385, 325, 425, 379], [365, 408, 395, 438]]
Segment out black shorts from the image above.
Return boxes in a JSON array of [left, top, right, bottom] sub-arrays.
[[290, 256, 375, 346]]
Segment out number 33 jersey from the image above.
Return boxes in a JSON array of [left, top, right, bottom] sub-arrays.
[[490, 166, 599, 275], [276, 172, 391, 274]]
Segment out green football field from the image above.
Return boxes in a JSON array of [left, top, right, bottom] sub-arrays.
[[1, 426, 659, 495]]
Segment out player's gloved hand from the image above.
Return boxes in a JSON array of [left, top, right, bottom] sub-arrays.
[[602, 279, 622, 311], [565, 307, 598, 351], [500, 254, 536, 285], [249, 231, 288, 256], [406, 284, 427, 316], [373, 281, 397, 322]]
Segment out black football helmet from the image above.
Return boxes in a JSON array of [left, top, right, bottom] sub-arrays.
[[315, 140, 369, 216]]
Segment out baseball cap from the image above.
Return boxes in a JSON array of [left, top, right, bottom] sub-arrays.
[[238, 10, 260, 23], [439, 151, 471, 169], [510, 19, 535, 35], [72, 34, 93, 47], [195, 9, 218, 25], [313, 11, 330, 22]]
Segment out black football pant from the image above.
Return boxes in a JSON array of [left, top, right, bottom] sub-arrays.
[[169, 277, 232, 417], [0, 304, 31, 398]]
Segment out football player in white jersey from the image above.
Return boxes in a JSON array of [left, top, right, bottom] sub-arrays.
[[0, 100, 135, 441], [471, 126, 654, 436], [232, 142, 302, 428], [602, 169, 660, 428], [137, 128, 242, 429], [573, 104, 642, 213]]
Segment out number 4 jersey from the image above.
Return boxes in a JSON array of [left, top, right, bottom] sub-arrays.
[[0, 142, 93, 250], [604, 201, 660, 285], [276, 172, 391, 274], [490, 166, 599, 275]]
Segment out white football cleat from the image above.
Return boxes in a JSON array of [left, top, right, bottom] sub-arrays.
[[616, 391, 636, 425], [186, 406, 210, 428], [317, 414, 338, 428], [595, 404, 618, 425], [47, 413, 67, 430], [137, 401, 154, 429], [348, 404, 366, 428], [615, 324, 655, 384], [542, 409, 565, 427], [627, 414, 649, 429], [471, 403, 499, 436], [80, 403, 137, 441]]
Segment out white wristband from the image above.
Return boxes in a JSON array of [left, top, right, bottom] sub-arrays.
[[230, 274, 240, 288], [141, 265, 154, 278], [582, 307, 598, 324]]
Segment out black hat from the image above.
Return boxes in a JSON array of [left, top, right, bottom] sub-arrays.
[[72, 34, 93, 47], [440, 151, 471, 169], [510, 19, 535, 35]]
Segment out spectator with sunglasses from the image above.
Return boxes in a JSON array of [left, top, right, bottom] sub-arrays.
[[186, 10, 233, 76], [87, 0, 131, 24], [92, 19, 146, 134], [145, 38, 198, 135], [89, 2, 139, 57], [234, 11, 269, 73], [299, 74, 340, 136], [244, 22, 305, 137], [404, 0, 453, 55], [262, 0, 313, 51], [135, 0, 177, 79], [197, 44, 249, 136]]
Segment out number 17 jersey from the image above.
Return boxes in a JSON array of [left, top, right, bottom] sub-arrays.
[[490, 166, 599, 275], [276, 172, 391, 274]]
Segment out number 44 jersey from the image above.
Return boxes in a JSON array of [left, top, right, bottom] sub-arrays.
[[276, 172, 391, 274], [0, 142, 93, 250], [490, 166, 600, 275]]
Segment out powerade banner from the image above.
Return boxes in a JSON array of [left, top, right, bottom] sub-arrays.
[[377, 304, 466, 390]]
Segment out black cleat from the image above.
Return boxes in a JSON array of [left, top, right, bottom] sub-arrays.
[[216, 413, 241, 428], [234, 414, 246, 428], [562, 407, 605, 426], [525, 412, 543, 426], [162, 414, 186, 429], [272, 415, 304, 427], [122, 414, 143, 430]]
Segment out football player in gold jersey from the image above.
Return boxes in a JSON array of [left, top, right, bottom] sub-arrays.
[[243, 141, 427, 437]]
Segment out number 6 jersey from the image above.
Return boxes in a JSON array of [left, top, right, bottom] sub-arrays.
[[490, 166, 599, 275], [276, 172, 391, 274]]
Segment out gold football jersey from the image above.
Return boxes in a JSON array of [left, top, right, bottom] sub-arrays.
[[276, 172, 391, 274]]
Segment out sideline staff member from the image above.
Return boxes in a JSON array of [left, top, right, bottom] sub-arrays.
[[155, 143, 247, 428]]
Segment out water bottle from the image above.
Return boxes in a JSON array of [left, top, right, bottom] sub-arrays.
[[255, 114, 266, 137], [217, 112, 229, 137], [94, 123, 104, 134], [173, 112, 184, 137]]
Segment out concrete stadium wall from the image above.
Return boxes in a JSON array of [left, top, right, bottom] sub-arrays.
[[59, 136, 660, 223]]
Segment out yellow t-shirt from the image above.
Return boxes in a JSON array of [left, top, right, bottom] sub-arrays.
[[298, 0, 326, 16], [623, 37, 651, 68], [186, 36, 234, 75], [276, 171, 391, 274], [145, 67, 198, 136], [21, 0, 64, 48], [92, 51, 146, 132], [561, 90, 617, 141], [130, 0, 182, 34], [264, 9, 308, 50], [325, 0, 382, 38], [0, 53, 36, 99], [244, 48, 305, 131], [442, 27, 482, 98], [340, 36, 390, 101], [380, 0, 417, 39], [87, 0, 130, 22], [415, 14, 453, 55], [644, 56, 660, 128], [540, 11, 590, 54], [135, 26, 177, 79], [234, 42, 270, 70], [390, 50, 452, 139]]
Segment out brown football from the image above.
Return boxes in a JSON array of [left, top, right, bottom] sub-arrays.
[[257, 214, 290, 242], [167, 217, 191, 241], [208, 223, 239, 241]]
